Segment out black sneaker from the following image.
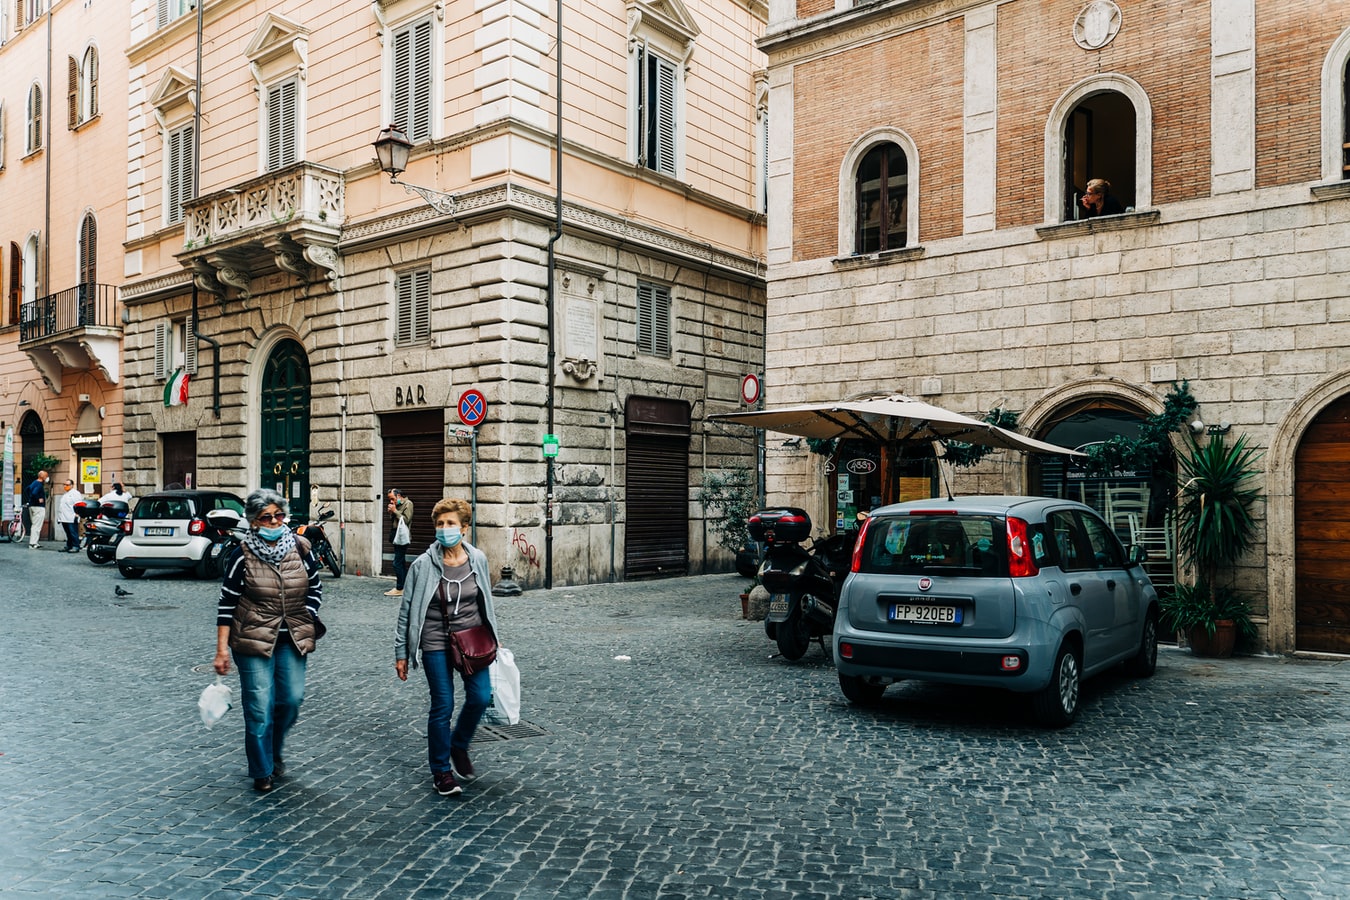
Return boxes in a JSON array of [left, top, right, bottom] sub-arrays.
[[433, 771, 462, 797], [450, 747, 476, 782], [254, 777, 274, 793]]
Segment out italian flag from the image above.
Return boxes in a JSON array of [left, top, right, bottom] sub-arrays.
[[164, 369, 190, 407]]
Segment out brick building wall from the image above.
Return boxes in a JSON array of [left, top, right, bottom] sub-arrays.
[[995, 0, 1212, 228], [1254, 0, 1338, 188], [792, 18, 964, 260]]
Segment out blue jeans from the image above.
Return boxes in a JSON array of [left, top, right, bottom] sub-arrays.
[[422, 650, 491, 774], [62, 521, 81, 551], [234, 638, 307, 780]]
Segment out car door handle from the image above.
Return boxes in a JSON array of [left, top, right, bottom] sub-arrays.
[[1069, 582, 1082, 595], [1106, 579, 1116, 590]]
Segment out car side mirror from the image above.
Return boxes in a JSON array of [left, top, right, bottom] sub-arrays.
[[1127, 544, 1148, 566]]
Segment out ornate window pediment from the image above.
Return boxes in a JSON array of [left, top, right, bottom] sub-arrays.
[[245, 13, 310, 83], [627, 0, 699, 65], [151, 66, 196, 122]]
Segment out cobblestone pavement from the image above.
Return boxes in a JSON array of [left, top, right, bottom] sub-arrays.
[[3, 537, 1350, 899]]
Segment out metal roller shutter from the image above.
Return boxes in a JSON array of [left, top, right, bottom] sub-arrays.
[[624, 434, 689, 579], [381, 411, 445, 576]]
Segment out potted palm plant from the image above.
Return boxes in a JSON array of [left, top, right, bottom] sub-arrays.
[[1161, 431, 1263, 657]]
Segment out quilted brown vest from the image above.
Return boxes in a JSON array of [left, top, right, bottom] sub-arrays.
[[228, 535, 318, 657]]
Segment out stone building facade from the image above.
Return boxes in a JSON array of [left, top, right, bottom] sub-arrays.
[[0, 0, 129, 514], [759, 0, 1350, 653], [117, 0, 768, 587]]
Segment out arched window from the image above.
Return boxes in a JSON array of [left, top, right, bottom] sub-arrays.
[[26, 83, 41, 154], [1322, 28, 1350, 182], [855, 143, 909, 254], [68, 46, 99, 128], [22, 234, 38, 304], [77, 213, 96, 323], [1044, 75, 1152, 223], [1062, 91, 1135, 220]]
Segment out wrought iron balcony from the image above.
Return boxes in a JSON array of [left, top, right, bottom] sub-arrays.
[[17, 283, 123, 392], [177, 161, 345, 300]]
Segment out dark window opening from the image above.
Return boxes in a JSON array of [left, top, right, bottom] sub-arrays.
[[855, 143, 907, 254], [1342, 61, 1349, 179], [1063, 92, 1135, 221]]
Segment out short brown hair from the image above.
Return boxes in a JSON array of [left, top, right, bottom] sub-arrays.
[[431, 497, 472, 526]]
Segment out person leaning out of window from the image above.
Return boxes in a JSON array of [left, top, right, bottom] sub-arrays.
[[1080, 178, 1124, 218]]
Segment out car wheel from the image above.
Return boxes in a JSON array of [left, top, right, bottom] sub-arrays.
[[321, 545, 342, 578], [775, 601, 812, 661], [117, 563, 145, 579], [1123, 609, 1159, 678], [839, 672, 886, 706], [1032, 640, 1081, 728]]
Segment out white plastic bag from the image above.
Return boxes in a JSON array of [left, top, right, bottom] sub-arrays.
[[198, 677, 233, 729], [393, 518, 410, 546], [489, 647, 520, 725]]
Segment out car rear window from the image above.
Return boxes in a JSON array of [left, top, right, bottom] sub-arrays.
[[858, 514, 1007, 577], [136, 497, 192, 519]]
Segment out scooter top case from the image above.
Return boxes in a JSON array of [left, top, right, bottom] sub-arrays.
[[748, 508, 812, 545]]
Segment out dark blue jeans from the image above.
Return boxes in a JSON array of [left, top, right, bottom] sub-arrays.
[[62, 521, 81, 551], [393, 544, 408, 589], [234, 639, 306, 780], [421, 650, 491, 775]]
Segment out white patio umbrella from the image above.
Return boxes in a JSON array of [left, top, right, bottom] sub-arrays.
[[711, 392, 1083, 504]]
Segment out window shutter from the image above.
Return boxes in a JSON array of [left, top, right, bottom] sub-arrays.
[[167, 125, 194, 224], [410, 19, 433, 142], [27, 84, 40, 152], [15, 0, 22, 28], [392, 26, 411, 139], [635, 45, 648, 168], [78, 214, 96, 285], [67, 56, 77, 128], [156, 0, 169, 28], [184, 312, 197, 374], [653, 56, 677, 176], [760, 108, 770, 211], [154, 322, 169, 380], [86, 47, 98, 119], [266, 80, 297, 171], [395, 269, 431, 346], [7, 242, 19, 325]]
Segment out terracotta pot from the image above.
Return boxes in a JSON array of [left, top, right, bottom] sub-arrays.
[[1188, 619, 1236, 658], [739, 594, 750, 619]]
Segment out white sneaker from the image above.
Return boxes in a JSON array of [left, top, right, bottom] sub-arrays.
[[384, 588, 403, 596]]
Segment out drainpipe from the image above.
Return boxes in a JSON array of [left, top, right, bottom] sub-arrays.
[[189, 3, 220, 419], [42, 7, 51, 297], [543, 0, 562, 589]]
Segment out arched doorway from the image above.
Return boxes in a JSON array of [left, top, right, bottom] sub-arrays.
[[260, 339, 311, 520], [1029, 398, 1176, 589], [18, 410, 44, 483], [1294, 393, 1350, 653]]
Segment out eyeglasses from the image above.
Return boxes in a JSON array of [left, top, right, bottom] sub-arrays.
[[255, 513, 286, 524]]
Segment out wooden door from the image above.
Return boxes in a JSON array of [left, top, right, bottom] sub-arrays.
[[260, 339, 311, 520], [1295, 393, 1350, 652]]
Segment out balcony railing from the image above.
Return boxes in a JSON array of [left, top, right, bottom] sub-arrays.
[[19, 283, 121, 345]]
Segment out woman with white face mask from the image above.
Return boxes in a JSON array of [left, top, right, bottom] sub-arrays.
[[213, 488, 325, 793], [394, 497, 502, 797]]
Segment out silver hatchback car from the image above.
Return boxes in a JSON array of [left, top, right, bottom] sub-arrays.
[[834, 496, 1159, 727]]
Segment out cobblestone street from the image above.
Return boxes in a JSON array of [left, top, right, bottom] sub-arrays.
[[3, 538, 1350, 898]]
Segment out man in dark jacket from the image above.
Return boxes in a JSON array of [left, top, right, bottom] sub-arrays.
[[25, 470, 49, 549]]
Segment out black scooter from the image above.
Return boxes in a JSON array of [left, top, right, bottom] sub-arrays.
[[750, 508, 857, 661], [292, 505, 341, 578], [76, 499, 129, 565]]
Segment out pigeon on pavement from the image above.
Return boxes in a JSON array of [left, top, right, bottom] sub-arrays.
[[114, 585, 133, 597]]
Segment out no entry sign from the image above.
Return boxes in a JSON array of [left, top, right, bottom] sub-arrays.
[[741, 373, 761, 406], [458, 389, 487, 427]]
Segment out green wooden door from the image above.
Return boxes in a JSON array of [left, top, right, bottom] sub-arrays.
[[260, 339, 311, 520]]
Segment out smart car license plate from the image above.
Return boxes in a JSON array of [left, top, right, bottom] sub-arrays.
[[889, 603, 962, 625], [145, 527, 174, 536]]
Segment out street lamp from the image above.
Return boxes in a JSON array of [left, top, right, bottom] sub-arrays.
[[372, 125, 456, 215]]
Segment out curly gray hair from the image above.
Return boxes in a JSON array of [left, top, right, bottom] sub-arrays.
[[244, 487, 289, 522]]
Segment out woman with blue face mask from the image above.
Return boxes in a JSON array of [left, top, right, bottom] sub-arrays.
[[213, 488, 324, 793], [395, 497, 502, 797]]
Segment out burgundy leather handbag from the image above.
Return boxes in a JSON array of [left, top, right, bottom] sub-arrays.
[[449, 625, 498, 675]]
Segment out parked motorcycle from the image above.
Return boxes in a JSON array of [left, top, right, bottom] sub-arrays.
[[749, 507, 857, 661], [77, 499, 129, 565], [292, 505, 342, 578]]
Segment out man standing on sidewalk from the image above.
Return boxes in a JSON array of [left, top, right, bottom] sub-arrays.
[[57, 479, 83, 552], [386, 488, 414, 597], [25, 470, 49, 549]]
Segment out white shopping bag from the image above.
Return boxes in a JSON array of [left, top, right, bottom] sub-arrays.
[[198, 677, 233, 729], [489, 647, 521, 725]]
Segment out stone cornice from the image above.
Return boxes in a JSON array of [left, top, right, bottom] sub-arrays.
[[341, 183, 765, 281], [1310, 181, 1350, 201], [1034, 208, 1161, 240], [120, 270, 194, 304], [129, 0, 254, 64], [759, 0, 986, 64]]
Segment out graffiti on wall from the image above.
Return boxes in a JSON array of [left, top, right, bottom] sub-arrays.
[[511, 529, 541, 569]]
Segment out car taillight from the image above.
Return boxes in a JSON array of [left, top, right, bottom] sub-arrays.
[[839, 642, 855, 660], [1007, 517, 1039, 578], [188, 518, 205, 536], [850, 516, 875, 572], [120, 519, 133, 534]]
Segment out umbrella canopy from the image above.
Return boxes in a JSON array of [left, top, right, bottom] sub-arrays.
[[712, 393, 1084, 457]]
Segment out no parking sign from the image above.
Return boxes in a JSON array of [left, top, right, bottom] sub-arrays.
[[458, 389, 487, 427]]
